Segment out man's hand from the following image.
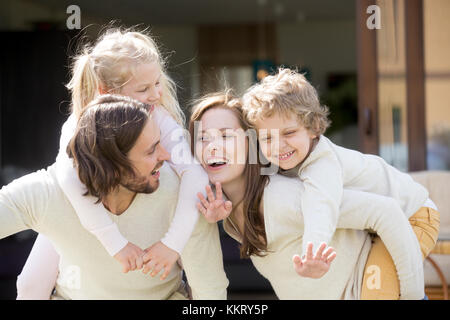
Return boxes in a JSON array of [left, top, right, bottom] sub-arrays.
[[196, 182, 232, 223], [292, 242, 337, 279], [113, 242, 145, 273], [142, 241, 180, 280]]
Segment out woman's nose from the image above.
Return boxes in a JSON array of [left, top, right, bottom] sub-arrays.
[[206, 139, 223, 156]]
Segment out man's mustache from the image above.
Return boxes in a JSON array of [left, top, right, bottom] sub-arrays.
[[152, 161, 164, 173]]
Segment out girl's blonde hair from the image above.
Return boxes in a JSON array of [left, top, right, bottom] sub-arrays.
[[67, 27, 185, 125], [242, 68, 330, 136]]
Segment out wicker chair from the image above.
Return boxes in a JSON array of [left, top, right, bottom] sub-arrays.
[[410, 171, 450, 300]]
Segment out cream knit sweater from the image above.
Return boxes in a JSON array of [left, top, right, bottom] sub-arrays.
[[0, 163, 228, 299]]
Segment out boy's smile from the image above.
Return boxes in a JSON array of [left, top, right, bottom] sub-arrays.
[[255, 112, 317, 170]]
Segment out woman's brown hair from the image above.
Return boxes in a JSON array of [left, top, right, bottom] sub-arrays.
[[67, 94, 151, 203], [189, 91, 270, 258]]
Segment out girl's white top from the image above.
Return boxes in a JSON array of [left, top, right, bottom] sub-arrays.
[[55, 107, 208, 256]]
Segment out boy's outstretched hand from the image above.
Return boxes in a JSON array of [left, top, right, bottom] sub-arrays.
[[292, 242, 337, 279], [142, 241, 180, 280], [196, 182, 233, 223], [114, 242, 145, 273]]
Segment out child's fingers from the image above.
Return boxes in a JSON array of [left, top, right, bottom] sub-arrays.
[[326, 252, 337, 265], [205, 185, 215, 203], [143, 260, 155, 274], [136, 255, 144, 270], [306, 242, 314, 261], [314, 242, 327, 260], [160, 264, 172, 280], [150, 263, 163, 277], [215, 182, 223, 200], [129, 258, 137, 271], [197, 193, 210, 209], [142, 251, 152, 263], [322, 246, 335, 260], [292, 254, 303, 268], [122, 261, 131, 273], [196, 202, 207, 216], [224, 201, 232, 212]]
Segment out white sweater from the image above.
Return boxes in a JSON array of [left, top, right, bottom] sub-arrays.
[[55, 106, 209, 256], [286, 135, 429, 258], [0, 163, 228, 299], [223, 174, 424, 300]]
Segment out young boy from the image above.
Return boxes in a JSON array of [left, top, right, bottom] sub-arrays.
[[242, 68, 440, 299]]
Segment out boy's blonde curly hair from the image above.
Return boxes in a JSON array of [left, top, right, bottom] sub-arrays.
[[242, 68, 331, 136]]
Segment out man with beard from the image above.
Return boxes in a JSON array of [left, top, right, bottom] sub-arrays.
[[0, 95, 228, 299]]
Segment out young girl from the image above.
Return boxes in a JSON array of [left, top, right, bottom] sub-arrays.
[[16, 28, 208, 299], [239, 68, 440, 299]]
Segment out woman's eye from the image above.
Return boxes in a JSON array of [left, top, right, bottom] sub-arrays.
[[155, 82, 161, 86], [285, 131, 296, 135], [138, 87, 148, 92]]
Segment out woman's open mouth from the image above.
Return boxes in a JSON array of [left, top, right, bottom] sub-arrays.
[[205, 157, 228, 171]]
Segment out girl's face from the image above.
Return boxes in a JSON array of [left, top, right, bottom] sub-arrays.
[[119, 61, 163, 108], [195, 108, 248, 185]]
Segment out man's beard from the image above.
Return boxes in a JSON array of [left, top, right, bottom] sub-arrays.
[[121, 161, 164, 194], [121, 175, 158, 194]]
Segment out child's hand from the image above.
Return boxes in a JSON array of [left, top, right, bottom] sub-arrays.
[[113, 242, 145, 273], [196, 182, 233, 223], [292, 242, 337, 279], [142, 241, 180, 280]]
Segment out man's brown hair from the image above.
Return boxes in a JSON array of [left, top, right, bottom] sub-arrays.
[[67, 94, 151, 202]]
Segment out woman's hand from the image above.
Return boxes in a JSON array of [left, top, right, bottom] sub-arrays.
[[196, 182, 233, 223], [292, 242, 337, 279]]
